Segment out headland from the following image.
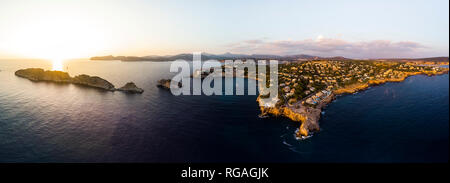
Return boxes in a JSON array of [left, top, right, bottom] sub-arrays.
[[257, 60, 449, 138]]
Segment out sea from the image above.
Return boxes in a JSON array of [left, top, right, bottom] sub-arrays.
[[0, 59, 448, 162]]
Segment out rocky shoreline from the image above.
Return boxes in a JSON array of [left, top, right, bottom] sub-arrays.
[[334, 70, 448, 95], [258, 69, 449, 139], [155, 67, 448, 139], [15, 68, 144, 93]]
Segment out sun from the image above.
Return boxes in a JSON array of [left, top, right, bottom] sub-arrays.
[[3, 8, 111, 62], [52, 59, 64, 71], [49, 54, 67, 71]]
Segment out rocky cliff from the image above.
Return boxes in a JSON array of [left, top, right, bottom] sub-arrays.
[[257, 96, 321, 137]]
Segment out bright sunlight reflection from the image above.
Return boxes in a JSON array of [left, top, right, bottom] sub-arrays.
[[52, 59, 64, 71]]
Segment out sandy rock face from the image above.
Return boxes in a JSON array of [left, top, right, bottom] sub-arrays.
[[118, 82, 144, 93]]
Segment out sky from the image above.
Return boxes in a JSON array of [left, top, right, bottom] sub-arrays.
[[0, 0, 448, 59]]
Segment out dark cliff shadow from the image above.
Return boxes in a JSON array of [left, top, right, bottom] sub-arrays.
[[21, 79, 114, 95]]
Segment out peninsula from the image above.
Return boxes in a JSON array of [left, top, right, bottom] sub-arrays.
[[15, 68, 144, 93], [157, 58, 449, 139], [258, 60, 449, 138]]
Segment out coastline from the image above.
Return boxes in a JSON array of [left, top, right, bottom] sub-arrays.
[[156, 61, 449, 139], [334, 70, 448, 95], [258, 69, 449, 139]]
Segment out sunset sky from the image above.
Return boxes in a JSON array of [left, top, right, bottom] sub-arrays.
[[0, 0, 448, 59]]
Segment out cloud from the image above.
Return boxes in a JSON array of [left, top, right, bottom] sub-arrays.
[[225, 37, 440, 58]]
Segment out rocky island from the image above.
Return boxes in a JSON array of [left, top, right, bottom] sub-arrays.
[[117, 82, 144, 93], [15, 68, 144, 93], [157, 79, 182, 89]]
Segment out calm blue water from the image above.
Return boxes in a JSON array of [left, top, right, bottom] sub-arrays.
[[0, 59, 448, 162]]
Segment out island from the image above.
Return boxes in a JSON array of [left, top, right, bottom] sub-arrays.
[[15, 68, 144, 93], [117, 82, 144, 93]]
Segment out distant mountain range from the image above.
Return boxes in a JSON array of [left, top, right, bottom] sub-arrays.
[[90, 53, 351, 61], [374, 57, 449, 63], [90, 53, 448, 63]]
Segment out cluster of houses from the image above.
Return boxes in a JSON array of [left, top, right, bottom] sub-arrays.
[[196, 60, 446, 108], [304, 90, 332, 105], [274, 60, 445, 107]]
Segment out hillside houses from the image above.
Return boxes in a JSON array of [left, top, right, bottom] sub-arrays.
[[275, 60, 445, 107]]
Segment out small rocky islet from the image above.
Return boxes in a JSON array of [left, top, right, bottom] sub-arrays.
[[15, 68, 143, 93], [117, 82, 144, 93], [156, 79, 182, 89]]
